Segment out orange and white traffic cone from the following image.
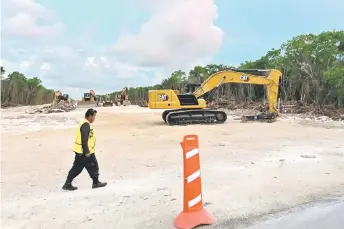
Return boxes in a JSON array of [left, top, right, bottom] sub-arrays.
[[174, 135, 215, 229]]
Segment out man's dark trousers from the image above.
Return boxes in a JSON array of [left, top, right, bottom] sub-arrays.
[[67, 153, 99, 183]]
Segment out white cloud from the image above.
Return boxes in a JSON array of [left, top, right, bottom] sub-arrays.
[[0, 60, 20, 75], [19, 60, 34, 68], [85, 57, 98, 68], [1, 0, 224, 98], [3, 12, 64, 37], [100, 56, 110, 68], [40, 63, 50, 71], [1, 45, 161, 96], [6, 0, 51, 17], [113, 0, 224, 69], [2, 0, 64, 38]]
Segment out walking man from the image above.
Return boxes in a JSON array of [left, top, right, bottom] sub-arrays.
[[62, 108, 107, 191]]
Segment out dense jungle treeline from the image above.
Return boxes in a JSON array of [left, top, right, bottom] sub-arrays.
[[114, 30, 344, 108], [1, 68, 55, 107]]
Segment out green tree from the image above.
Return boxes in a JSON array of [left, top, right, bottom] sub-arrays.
[[1, 70, 54, 106]]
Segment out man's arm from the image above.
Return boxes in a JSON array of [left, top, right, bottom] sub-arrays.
[[80, 122, 90, 155]]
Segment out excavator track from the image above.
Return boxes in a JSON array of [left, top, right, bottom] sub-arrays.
[[162, 109, 186, 123], [164, 109, 227, 126]]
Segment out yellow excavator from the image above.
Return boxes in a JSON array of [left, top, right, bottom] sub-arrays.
[[148, 69, 282, 125], [95, 94, 113, 107], [114, 87, 131, 106], [53, 91, 70, 105], [77, 89, 98, 107], [103, 94, 113, 107]]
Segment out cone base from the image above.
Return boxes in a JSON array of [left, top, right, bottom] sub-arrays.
[[173, 208, 215, 229]]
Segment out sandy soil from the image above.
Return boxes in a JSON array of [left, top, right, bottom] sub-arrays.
[[1, 105, 344, 229]]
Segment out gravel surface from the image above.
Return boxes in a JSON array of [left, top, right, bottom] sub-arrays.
[[1, 105, 344, 229]]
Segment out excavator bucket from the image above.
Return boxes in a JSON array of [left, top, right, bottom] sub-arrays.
[[240, 112, 277, 123]]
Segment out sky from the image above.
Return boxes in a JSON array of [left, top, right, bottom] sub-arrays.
[[1, 0, 343, 98]]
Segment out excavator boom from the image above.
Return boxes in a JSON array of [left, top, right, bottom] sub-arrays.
[[193, 69, 282, 114]]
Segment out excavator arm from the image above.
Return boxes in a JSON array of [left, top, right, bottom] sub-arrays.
[[193, 69, 282, 114]]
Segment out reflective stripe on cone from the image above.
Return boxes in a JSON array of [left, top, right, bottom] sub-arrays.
[[173, 135, 215, 229]]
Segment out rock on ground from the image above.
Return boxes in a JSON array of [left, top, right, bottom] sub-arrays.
[[25, 100, 77, 114]]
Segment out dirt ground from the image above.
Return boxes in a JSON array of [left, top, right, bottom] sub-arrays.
[[1, 105, 344, 229]]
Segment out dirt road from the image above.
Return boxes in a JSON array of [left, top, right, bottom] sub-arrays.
[[1, 106, 344, 229]]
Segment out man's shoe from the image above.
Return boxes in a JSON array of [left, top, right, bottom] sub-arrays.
[[92, 181, 107, 189], [62, 182, 78, 191]]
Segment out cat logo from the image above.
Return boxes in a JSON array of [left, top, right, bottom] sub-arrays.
[[158, 94, 169, 101], [240, 74, 249, 81]]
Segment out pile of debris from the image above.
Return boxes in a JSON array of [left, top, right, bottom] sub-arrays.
[[25, 100, 77, 114], [137, 100, 148, 107], [210, 99, 344, 121], [1, 102, 22, 109], [209, 99, 267, 111], [280, 101, 344, 120]]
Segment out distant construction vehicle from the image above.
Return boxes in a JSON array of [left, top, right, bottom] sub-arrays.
[[77, 89, 98, 107], [53, 91, 70, 105], [96, 94, 113, 107], [96, 95, 103, 107], [114, 87, 131, 106], [103, 94, 113, 107], [148, 69, 283, 125]]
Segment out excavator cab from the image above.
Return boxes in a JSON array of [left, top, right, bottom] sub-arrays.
[[184, 83, 201, 94], [84, 93, 91, 101]]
